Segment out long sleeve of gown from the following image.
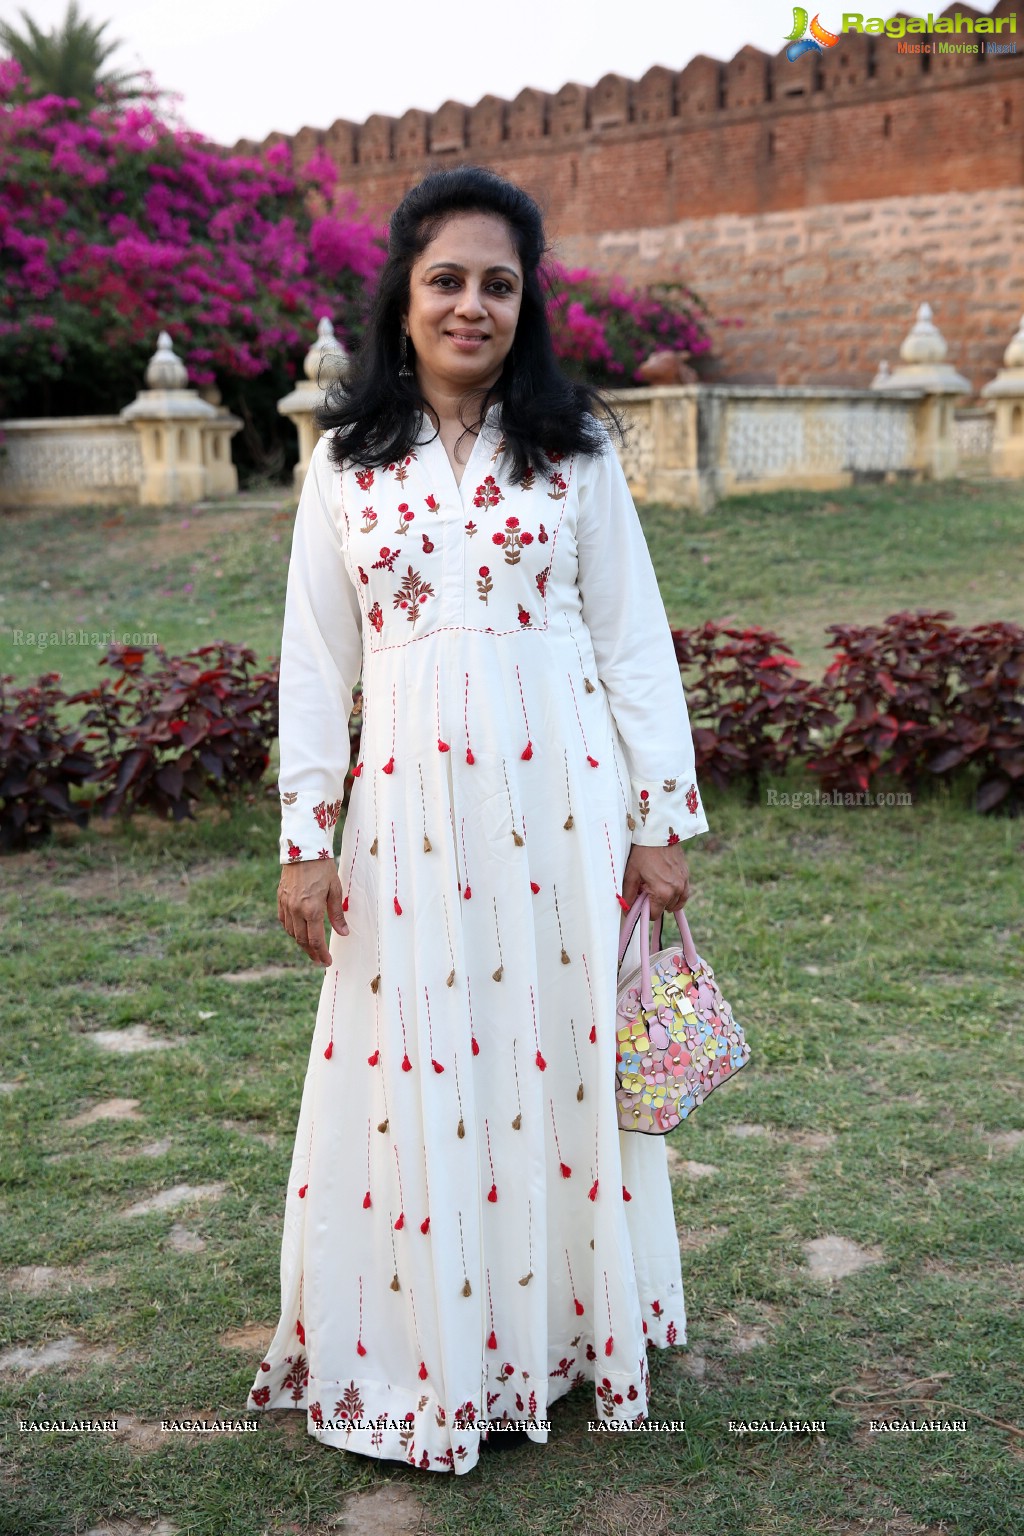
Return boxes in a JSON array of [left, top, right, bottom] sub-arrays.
[[576, 435, 710, 848], [276, 433, 364, 864]]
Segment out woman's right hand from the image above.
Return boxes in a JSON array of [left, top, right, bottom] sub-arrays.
[[277, 860, 348, 966]]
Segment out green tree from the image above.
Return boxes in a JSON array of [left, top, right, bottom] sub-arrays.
[[0, 0, 147, 110]]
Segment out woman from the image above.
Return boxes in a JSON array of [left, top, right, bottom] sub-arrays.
[[247, 166, 710, 1474]]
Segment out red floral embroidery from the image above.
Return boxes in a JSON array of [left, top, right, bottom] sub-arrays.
[[368, 601, 383, 632], [548, 471, 568, 500], [334, 1381, 366, 1421], [356, 566, 370, 585], [355, 468, 374, 491], [464, 520, 478, 536], [371, 546, 399, 572], [317, 848, 332, 859], [517, 604, 532, 627], [491, 515, 534, 565], [685, 782, 699, 815], [520, 467, 536, 491], [425, 493, 439, 512], [313, 798, 342, 830], [287, 841, 302, 861], [282, 1354, 309, 1403], [597, 1376, 624, 1416], [250, 1385, 271, 1407], [538, 521, 548, 542], [394, 503, 415, 536], [309, 1400, 324, 1425], [394, 565, 435, 626], [536, 565, 550, 598], [477, 566, 492, 605], [473, 475, 503, 509], [387, 452, 416, 485], [359, 508, 377, 533]]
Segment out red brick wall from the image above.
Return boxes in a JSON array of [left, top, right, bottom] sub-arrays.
[[235, 2, 1024, 389]]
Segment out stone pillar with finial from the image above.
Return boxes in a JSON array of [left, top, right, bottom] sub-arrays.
[[871, 303, 970, 480], [981, 315, 1024, 480], [277, 316, 350, 491], [120, 331, 241, 504]]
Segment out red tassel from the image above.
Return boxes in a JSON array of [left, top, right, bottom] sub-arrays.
[[604, 1336, 614, 1356], [463, 884, 472, 899], [574, 1298, 585, 1316], [622, 1185, 632, 1202], [471, 1034, 480, 1055], [394, 1212, 404, 1230], [259, 1361, 270, 1372], [487, 1183, 498, 1202], [587, 755, 599, 767], [589, 1024, 597, 1043], [368, 1049, 379, 1065], [466, 748, 475, 764], [383, 756, 394, 774], [402, 1052, 412, 1071], [438, 738, 450, 752], [394, 896, 402, 915], [324, 1040, 333, 1059], [298, 1184, 307, 1198], [356, 1340, 367, 1356], [432, 1059, 444, 1073], [535, 1049, 547, 1070], [420, 1216, 430, 1234], [530, 880, 540, 893], [419, 1361, 428, 1380], [296, 1320, 305, 1343], [559, 1162, 572, 1178], [342, 895, 349, 911], [588, 1179, 599, 1200], [352, 761, 362, 777], [616, 894, 630, 911], [487, 1330, 497, 1350], [642, 1321, 648, 1335], [362, 1191, 371, 1208], [521, 740, 533, 760]]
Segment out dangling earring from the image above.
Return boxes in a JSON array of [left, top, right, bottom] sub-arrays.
[[399, 330, 413, 378]]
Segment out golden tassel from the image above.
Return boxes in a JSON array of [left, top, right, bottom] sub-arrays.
[[390, 1273, 400, 1291], [457, 1117, 465, 1138], [492, 964, 503, 981], [564, 813, 574, 829], [446, 968, 455, 987], [519, 1271, 533, 1285], [378, 1118, 389, 1133], [577, 1083, 584, 1102], [423, 833, 431, 852], [626, 813, 636, 831], [561, 947, 571, 965], [512, 828, 524, 847], [584, 677, 595, 693], [370, 835, 378, 856], [462, 1278, 472, 1297], [511, 1112, 522, 1130], [370, 973, 381, 993]]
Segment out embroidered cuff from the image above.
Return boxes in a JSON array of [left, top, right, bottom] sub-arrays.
[[627, 773, 710, 847], [279, 789, 343, 865]]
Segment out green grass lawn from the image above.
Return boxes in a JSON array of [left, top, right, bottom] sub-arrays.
[[1, 478, 1022, 1536]]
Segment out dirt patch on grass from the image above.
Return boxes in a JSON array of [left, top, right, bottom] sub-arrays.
[[0, 1334, 117, 1379], [570, 1489, 672, 1536], [1, 1264, 118, 1296], [120, 1181, 228, 1218], [219, 1322, 275, 1354], [67, 1098, 145, 1127], [676, 1223, 729, 1251], [802, 1235, 885, 1281]]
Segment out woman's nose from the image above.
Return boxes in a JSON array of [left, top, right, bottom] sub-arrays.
[[454, 284, 487, 317]]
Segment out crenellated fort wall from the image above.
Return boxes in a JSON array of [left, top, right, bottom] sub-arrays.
[[233, 1, 1024, 389]]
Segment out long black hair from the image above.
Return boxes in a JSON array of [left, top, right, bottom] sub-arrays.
[[313, 165, 620, 484]]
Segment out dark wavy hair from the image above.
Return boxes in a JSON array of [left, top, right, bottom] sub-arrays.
[[313, 165, 620, 484]]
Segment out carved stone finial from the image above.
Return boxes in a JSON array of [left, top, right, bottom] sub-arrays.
[[1002, 314, 1024, 372], [870, 359, 891, 388], [303, 315, 349, 386], [898, 302, 947, 366], [144, 330, 189, 390]]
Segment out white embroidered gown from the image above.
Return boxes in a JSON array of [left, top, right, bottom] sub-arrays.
[[246, 408, 710, 1474]]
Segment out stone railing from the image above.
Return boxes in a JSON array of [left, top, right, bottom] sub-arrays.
[[0, 417, 143, 507], [606, 385, 936, 510]]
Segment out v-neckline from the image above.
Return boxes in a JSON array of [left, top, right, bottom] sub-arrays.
[[416, 406, 502, 509]]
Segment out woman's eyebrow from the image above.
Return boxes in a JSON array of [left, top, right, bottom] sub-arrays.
[[423, 262, 520, 278]]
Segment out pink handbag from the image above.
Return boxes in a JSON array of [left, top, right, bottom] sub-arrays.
[[615, 891, 750, 1134]]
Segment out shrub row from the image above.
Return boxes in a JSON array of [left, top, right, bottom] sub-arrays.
[[1, 612, 1020, 851]]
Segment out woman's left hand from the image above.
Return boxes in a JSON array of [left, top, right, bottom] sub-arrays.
[[622, 842, 691, 921]]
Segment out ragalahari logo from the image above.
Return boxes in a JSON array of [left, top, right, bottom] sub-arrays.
[[785, 8, 841, 59]]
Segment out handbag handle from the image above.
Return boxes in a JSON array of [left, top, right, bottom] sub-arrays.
[[616, 890, 700, 1010]]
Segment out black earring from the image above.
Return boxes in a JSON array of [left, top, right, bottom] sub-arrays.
[[399, 331, 413, 378]]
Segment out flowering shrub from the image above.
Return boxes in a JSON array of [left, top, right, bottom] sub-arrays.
[[0, 58, 385, 470], [545, 262, 714, 386]]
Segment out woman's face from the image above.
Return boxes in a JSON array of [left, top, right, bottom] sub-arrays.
[[404, 211, 524, 402]]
